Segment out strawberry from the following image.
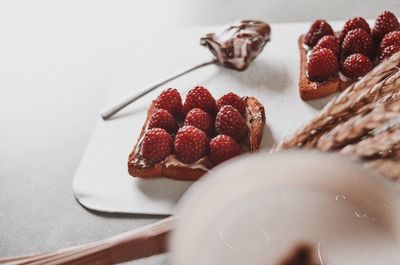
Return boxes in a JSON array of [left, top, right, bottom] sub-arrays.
[[209, 135, 242, 165], [339, 17, 371, 43], [183, 86, 217, 115], [216, 92, 246, 116], [154, 88, 182, 117], [379, 44, 400, 62], [174, 125, 209, 164], [215, 105, 248, 142], [372, 11, 400, 42], [141, 128, 173, 163], [307, 48, 339, 81], [184, 108, 214, 135], [342, 53, 373, 79], [313, 35, 340, 55], [341, 28, 376, 58], [304, 19, 334, 47], [380, 31, 400, 52], [148, 109, 178, 133]]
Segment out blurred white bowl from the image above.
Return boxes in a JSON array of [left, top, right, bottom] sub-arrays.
[[171, 151, 400, 265]]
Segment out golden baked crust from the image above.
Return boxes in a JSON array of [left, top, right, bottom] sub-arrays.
[[243, 96, 265, 150], [128, 97, 266, 181], [298, 35, 353, 100]]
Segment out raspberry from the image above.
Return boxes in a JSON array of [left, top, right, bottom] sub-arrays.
[[141, 128, 173, 163], [148, 109, 178, 133], [215, 105, 248, 142], [154, 88, 182, 117], [183, 86, 217, 114], [184, 108, 214, 135], [174, 125, 209, 164], [313, 35, 340, 56], [304, 19, 334, 47], [342, 53, 373, 79], [216, 92, 246, 116], [372, 11, 400, 42], [379, 44, 400, 63], [307, 48, 339, 81], [209, 135, 242, 165], [380, 31, 400, 52], [342, 28, 376, 58], [339, 17, 371, 43]]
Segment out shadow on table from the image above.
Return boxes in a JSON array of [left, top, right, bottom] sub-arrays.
[[105, 105, 148, 121], [77, 201, 169, 219], [304, 92, 337, 111], [260, 123, 275, 150], [214, 58, 291, 93]]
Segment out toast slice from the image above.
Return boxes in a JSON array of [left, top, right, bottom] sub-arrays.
[[298, 34, 353, 100], [299, 13, 400, 100], [128, 96, 265, 181]]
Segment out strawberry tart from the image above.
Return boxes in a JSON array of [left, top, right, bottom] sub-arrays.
[[299, 10, 400, 100], [128, 86, 265, 181]]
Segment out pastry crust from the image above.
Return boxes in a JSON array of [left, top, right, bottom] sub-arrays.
[[298, 35, 352, 100], [128, 97, 266, 181], [243, 96, 266, 150]]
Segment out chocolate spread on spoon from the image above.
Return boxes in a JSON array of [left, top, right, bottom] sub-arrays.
[[101, 20, 271, 119], [200, 20, 271, 71]]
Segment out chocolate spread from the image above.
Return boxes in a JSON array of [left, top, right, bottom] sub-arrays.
[[200, 20, 271, 71], [278, 244, 321, 265]]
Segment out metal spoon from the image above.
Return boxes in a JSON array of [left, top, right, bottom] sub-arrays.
[[101, 20, 271, 120]]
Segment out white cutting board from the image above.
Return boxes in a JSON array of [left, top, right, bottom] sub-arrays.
[[73, 21, 344, 215]]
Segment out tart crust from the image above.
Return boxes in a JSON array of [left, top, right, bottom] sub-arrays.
[[298, 34, 353, 100]]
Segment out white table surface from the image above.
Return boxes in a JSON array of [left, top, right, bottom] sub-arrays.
[[1, 1, 398, 264]]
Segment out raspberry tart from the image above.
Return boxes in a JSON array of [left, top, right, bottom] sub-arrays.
[[299, 11, 400, 100], [128, 86, 265, 181]]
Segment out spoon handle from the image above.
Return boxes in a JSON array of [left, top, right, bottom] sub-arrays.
[[0, 217, 176, 265], [101, 60, 216, 120]]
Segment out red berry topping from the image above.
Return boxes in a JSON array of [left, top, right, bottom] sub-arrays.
[[215, 105, 248, 142], [184, 108, 213, 135], [154, 88, 182, 117], [340, 17, 371, 43], [342, 53, 373, 79], [342, 28, 376, 58], [174, 125, 209, 164], [141, 128, 173, 163], [183, 86, 217, 114], [307, 48, 339, 81], [216, 92, 246, 116], [209, 135, 242, 165], [304, 19, 334, 47], [380, 31, 400, 52], [372, 11, 400, 42], [313, 35, 340, 55], [148, 109, 178, 133], [342, 29, 375, 58], [379, 44, 400, 62]]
